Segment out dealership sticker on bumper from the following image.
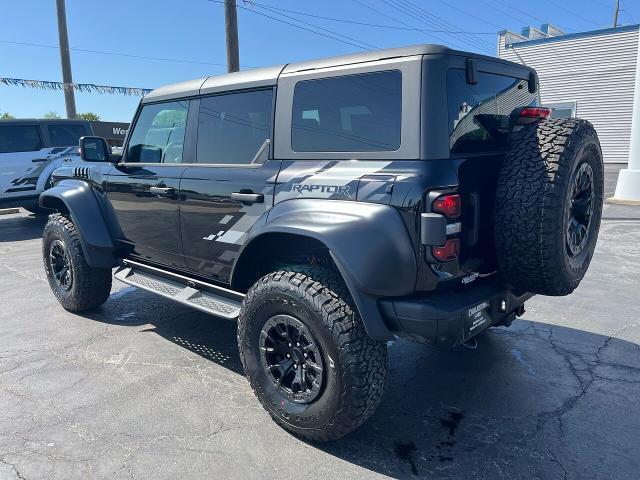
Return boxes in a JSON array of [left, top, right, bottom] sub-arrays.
[[464, 301, 491, 338]]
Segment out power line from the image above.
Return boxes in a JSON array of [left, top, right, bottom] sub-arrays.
[[379, 0, 493, 53], [243, 1, 496, 34], [240, 1, 379, 49], [377, 0, 494, 54], [350, 0, 491, 54], [209, 0, 376, 51], [542, 0, 602, 28], [393, 0, 495, 51], [493, 0, 548, 25], [0, 39, 239, 68], [434, 0, 504, 30]]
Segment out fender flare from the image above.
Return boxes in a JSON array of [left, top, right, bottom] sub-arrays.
[[39, 179, 116, 268], [233, 199, 418, 340]]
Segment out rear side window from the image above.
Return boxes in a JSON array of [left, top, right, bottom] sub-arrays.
[[0, 125, 43, 153], [47, 124, 88, 147], [447, 69, 538, 155], [291, 70, 402, 152], [197, 89, 273, 164], [126, 101, 188, 163]]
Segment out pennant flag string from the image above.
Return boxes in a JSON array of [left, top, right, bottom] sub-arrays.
[[0, 77, 152, 96]]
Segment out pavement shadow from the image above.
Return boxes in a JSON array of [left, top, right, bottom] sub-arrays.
[[86, 285, 243, 374], [0, 213, 48, 242], [89, 286, 640, 479]]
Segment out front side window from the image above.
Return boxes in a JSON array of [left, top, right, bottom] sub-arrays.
[[447, 69, 538, 155], [0, 125, 43, 153], [196, 89, 273, 165], [291, 70, 402, 152], [126, 101, 188, 163], [47, 124, 88, 147]]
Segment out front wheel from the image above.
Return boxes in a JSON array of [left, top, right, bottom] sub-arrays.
[[238, 267, 388, 442], [43, 213, 112, 312]]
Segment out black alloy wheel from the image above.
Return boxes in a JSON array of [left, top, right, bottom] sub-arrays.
[[49, 239, 73, 291], [260, 314, 324, 404], [566, 162, 594, 257]]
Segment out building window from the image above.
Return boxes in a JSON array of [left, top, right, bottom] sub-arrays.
[[546, 101, 577, 119]]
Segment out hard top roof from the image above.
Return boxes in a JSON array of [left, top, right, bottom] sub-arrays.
[[0, 118, 90, 124], [142, 44, 530, 103]]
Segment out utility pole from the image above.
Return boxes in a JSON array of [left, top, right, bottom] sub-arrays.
[[55, 0, 76, 119], [613, 0, 620, 28], [224, 0, 240, 73]]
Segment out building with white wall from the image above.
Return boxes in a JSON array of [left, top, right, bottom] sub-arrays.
[[498, 24, 639, 164]]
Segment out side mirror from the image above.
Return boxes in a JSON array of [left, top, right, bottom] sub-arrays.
[[79, 136, 111, 162]]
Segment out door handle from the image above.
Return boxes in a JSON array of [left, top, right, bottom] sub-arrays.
[[231, 192, 264, 204], [32, 158, 48, 163], [149, 186, 175, 197]]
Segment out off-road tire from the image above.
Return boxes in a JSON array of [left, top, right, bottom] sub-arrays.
[[43, 213, 112, 311], [238, 266, 388, 442], [495, 118, 604, 296]]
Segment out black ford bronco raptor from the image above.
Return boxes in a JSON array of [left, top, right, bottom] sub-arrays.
[[40, 45, 604, 441]]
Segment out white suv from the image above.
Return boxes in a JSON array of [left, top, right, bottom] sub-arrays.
[[0, 119, 92, 214]]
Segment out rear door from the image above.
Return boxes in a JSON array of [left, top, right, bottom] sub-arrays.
[[105, 100, 191, 268], [179, 88, 278, 282], [0, 123, 47, 200]]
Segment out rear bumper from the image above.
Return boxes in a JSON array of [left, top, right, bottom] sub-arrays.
[[379, 280, 533, 347]]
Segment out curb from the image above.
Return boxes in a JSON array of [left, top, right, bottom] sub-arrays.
[[0, 208, 20, 215], [607, 197, 640, 206]]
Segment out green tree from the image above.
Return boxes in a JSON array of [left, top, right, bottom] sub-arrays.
[[76, 112, 101, 121], [44, 111, 61, 119], [153, 109, 186, 127], [1, 112, 15, 119]]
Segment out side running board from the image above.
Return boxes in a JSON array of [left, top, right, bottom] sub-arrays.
[[113, 259, 244, 320]]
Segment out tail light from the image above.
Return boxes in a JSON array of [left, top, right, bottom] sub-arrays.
[[432, 194, 461, 218], [519, 107, 550, 119], [432, 239, 460, 262]]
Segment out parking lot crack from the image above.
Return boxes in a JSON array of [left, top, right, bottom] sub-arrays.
[[546, 447, 568, 480], [0, 458, 27, 480]]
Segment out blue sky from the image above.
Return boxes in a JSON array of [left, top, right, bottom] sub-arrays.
[[1, 0, 638, 121]]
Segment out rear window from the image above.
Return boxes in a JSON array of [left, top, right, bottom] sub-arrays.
[[47, 124, 88, 147], [0, 125, 43, 153], [447, 69, 538, 155], [292, 70, 402, 152]]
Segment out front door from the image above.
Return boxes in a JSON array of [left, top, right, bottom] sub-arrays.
[[179, 89, 279, 282], [106, 100, 191, 268]]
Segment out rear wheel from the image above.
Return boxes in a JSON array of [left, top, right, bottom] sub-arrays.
[[43, 213, 112, 312], [238, 266, 388, 442], [495, 118, 604, 296]]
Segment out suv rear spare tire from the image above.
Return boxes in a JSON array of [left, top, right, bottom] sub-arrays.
[[495, 118, 604, 296]]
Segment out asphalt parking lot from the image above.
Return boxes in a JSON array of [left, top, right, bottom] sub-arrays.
[[1, 165, 639, 479]]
